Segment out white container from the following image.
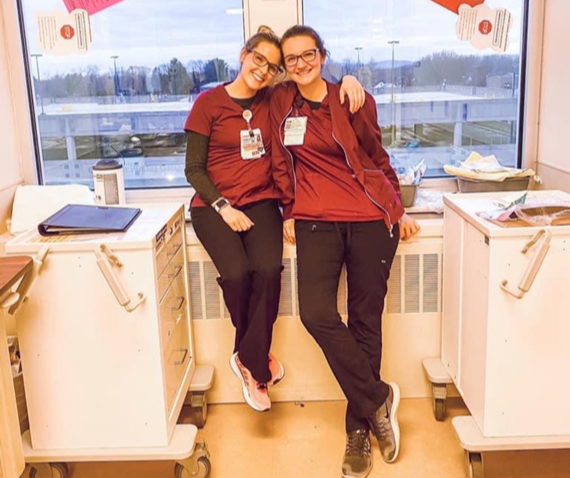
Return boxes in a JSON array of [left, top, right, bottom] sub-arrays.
[[442, 190, 570, 438], [93, 159, 126, 205], [5, 205, 194, 451]]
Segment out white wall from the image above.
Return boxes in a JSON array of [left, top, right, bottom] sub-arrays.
[[536, 0, 570, 192], [0, 7, 25, 234], [245, 0, 301, 37]]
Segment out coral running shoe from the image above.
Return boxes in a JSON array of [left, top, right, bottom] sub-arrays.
[[230, 352, 271, 412], [268, 353, 285, 387]]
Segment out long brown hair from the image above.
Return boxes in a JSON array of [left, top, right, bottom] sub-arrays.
[[241, 26, 285, 84], [280, 25, 329, 60]]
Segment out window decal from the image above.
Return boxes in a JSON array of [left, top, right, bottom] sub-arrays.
[[456, 4, 513, 52], [35, 9, 93, 55], [63, 0, 127, 16], [429, 0, 486, 14]]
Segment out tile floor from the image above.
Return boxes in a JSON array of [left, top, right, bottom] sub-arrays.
[[21, 398, 570, 478]]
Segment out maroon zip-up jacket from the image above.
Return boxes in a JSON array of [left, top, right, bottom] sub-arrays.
[[270, 81, 404, 231]]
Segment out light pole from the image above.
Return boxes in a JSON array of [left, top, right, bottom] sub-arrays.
[[512, 71, 517, 99], [388, 40, 400, 147], [30, 54, 44, 115], [354, 46, 363, 69], [111, 55, 119, 96]]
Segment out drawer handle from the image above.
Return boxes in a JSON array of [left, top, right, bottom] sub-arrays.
[[174, 348, 189, 366], [500, 229, 551, 300], [168, 265, 183, 279], [95, 244, 146, 313], [170, 296, 185, 312]]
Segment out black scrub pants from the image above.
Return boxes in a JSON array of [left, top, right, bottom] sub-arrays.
[[295, 219, 400, 432], [191, 199, 283, 384]]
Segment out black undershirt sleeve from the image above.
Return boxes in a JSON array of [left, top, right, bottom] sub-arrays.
[[184, 95, 255, 206], [184, 131, 222, 206]]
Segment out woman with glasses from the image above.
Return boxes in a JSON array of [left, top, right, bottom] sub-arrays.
[[271, 25, 420, 477], [184, 27, 365, 413]]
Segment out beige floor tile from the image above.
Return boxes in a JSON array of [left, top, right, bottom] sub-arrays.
[[20, 398, 570, 478]]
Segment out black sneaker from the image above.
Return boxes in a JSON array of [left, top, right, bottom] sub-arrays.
[[367, 382, 401, 463], [341, 429, 372, 478]]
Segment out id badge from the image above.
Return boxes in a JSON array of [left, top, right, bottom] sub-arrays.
[[283, 117, 307, 146], [240, 128, 266, 160]]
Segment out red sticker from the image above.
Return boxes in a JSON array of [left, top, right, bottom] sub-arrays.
[[60, 24, 75, 40], [430, 0, 486, 14], [478, 20, 493, 35]]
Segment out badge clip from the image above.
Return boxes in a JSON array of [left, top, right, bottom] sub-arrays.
[[242, 109, 255, 137]]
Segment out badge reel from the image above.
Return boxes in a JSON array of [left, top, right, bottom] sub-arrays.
[[283, 116, 308, 146], [240, 109, 266, 160]]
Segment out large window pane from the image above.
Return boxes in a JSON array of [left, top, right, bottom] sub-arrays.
[[20, 0, 244, 187], [304, 0, 526, 177]]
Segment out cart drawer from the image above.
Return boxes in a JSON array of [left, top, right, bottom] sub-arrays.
[[156, 227, 183, 279], [163, 317, 190, 413], [159, 269, 187, 349], [158, 247, 184, 301]]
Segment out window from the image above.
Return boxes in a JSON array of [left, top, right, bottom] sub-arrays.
[[303, 0, 527, 177], [19, 0, 245, 188]]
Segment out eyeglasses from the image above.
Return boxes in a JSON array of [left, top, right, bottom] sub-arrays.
[[283, 49, 320, 68], [247, 48, 282, 77]]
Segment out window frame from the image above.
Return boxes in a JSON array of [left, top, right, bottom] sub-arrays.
[[2, 0, 545, 202]]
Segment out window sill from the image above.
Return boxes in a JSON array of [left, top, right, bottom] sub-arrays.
[[123, 178, 458, 204], [1, 181, 448, 253], [0, 215, 443, 257]]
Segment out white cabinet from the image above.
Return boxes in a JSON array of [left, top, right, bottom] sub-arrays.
[[442, 191, 570, 438], [6, 205, 194, 450]]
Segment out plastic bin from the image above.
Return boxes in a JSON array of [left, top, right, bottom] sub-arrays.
[[400, 183, 420, 207], [457, 176, 530, 193]]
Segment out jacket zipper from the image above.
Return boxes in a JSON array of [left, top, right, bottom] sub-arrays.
[[331, 130, 394, 237]]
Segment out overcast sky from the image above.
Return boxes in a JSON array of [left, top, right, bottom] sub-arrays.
[[21, 0, 524, 77], [304, 0, 523, 61]]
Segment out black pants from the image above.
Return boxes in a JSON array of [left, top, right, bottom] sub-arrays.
[[191, 199, 283, 383], [295, 220, 400, 432]]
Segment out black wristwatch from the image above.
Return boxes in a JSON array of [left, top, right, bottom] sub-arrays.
[[212, 197, 230, 213]]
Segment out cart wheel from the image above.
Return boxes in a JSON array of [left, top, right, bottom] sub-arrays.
[[174, 457, 211, 478], [466, 452, 484, 478], [434, 397, 446, 421], [29, 463, 69, 478]]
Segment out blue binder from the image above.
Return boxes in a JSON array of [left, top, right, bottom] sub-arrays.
[[38, 204, 142, 236]]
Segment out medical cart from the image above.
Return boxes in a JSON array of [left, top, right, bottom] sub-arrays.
[[423, 190, 570, 478], [6, 204, 212, 478]]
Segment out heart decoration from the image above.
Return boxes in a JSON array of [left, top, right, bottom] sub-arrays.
[[429, 0, 486, 14]]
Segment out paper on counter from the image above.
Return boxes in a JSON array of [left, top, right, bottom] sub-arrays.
[[10, 185, 95, 236]]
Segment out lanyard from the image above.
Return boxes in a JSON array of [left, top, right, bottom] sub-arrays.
[[242, 109, 255, 137], [293, 93, 306, 118]]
